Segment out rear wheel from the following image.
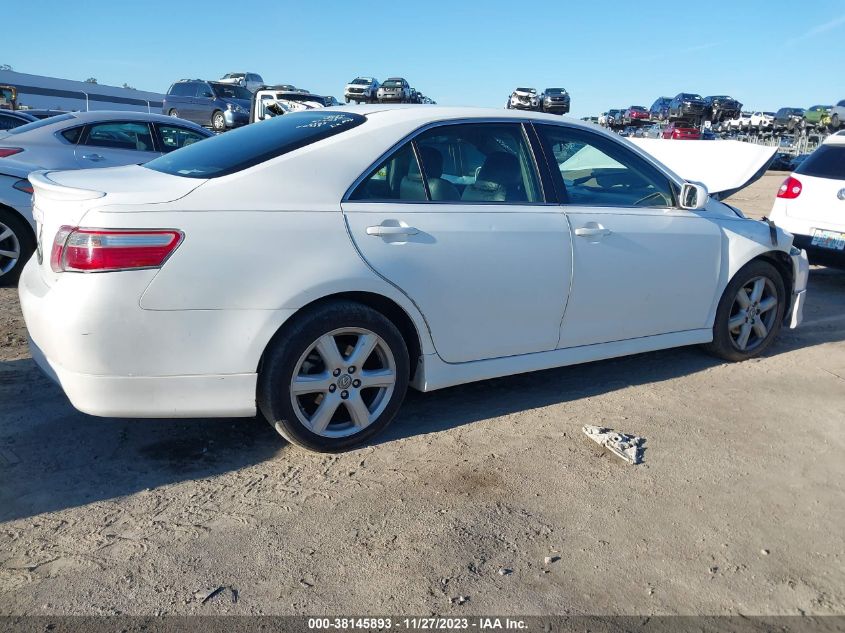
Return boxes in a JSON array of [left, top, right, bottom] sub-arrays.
[[258, 301, 410, 452], [0, 209, 35, 287], [211, 110, 226, 132], [704, 260, 786, 362]]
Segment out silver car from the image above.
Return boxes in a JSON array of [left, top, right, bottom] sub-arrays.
[[0, 111, 212, 171]]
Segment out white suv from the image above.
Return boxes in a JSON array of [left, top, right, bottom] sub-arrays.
[[749, 111, 774, 131], [219, 72, 265, 93], [344, 77, 379, 104], [769, 131, 845, 266]]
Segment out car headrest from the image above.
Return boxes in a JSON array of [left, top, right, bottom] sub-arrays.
[[478, 152, 520, 186], [418, 145, 444, 179]]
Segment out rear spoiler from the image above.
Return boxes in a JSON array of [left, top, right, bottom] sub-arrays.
[[29, 171, 105, 201]]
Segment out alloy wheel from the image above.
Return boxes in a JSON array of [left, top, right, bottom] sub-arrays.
[[0, 220, 21, 276], [289, 328, 397, 438], [727, 276, 779, 352]]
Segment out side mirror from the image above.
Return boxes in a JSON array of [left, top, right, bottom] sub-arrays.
[[680, 182, 709, 210]]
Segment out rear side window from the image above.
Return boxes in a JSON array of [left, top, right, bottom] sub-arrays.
[[7, 113, 76, 135], [794, 146, 845, 180], [144, 111, 366, 178], [61, 126, 83, 144], [156, 124, 209, 152], [169, 83, 195, 97]]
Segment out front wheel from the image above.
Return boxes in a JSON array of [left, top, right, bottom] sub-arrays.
[[258, 301, 410, 452], [704, 260, 786, 362], [211, 110, 226, 132]]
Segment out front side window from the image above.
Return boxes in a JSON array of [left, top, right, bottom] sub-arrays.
[[537, 125, 675, 208], [145, 111, 365, 178], [83, 122, 154, 152], [156, 124, 209, 153], [348, 123, 543, 204]]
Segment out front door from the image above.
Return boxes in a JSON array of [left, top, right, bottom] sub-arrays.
[[342, 121, 573, 364], [534, 123, 723, 348]]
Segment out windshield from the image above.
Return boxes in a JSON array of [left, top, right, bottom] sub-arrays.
[[545, 89, 566, 95], [682, 94, 703, 100], [224, 73, 245, 79], [382, 80, 404, 88], [211, 83, 251, 100], [516, 88, 535, 93], [352, 78, 371, 85], [7, 113, 76, 135], [145, 111, 365, 179], [631, 106, 645, 111]]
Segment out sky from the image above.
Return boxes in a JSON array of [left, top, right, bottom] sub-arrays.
[[4, 0, 845, 118]]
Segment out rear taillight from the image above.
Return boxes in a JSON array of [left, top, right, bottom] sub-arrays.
[[50, 226, 183, 273], [777, 176, 802, 199], [0, 148, 23, 158]]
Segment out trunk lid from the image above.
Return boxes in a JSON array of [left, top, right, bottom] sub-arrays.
[[29, 164, 206, 286]]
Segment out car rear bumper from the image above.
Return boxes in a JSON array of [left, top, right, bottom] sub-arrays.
[[18, 259, 294, 418], [29, 337, 257, 418]]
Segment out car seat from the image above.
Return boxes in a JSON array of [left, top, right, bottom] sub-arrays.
[[461, 152, 524, 202]]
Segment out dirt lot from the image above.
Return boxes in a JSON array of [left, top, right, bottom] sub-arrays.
[[1, 173, 843, 616]]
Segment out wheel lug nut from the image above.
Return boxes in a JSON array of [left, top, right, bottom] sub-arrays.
[[328, 384, 336, 393], [348, 366, 356, 374], [341, 390, 349, 399], [352, 379, 361, 388], [332, 368, 341, 377]]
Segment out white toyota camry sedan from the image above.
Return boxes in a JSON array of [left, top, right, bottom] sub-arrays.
[[19, 106, 809, 452]]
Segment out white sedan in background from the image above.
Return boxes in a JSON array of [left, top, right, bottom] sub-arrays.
[[19, 106, 808, 452], [769, 131, 845, 266], [0, 112, 211, 285]]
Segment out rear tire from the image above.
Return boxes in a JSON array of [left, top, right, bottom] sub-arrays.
[[704, 260, 786, 362], [258, 301, 410, 452], [0, 209, 35, 288]]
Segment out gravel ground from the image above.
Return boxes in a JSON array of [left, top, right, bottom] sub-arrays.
[[1, 173, 843, 616]]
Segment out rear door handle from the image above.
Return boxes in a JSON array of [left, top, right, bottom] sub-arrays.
[[81, 153, 105, 162], [366, 225, 419, 237], [575, 227, 612, 238]]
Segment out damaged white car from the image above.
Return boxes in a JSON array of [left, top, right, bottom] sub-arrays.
[[250, 88, 334, 122], [19, 106, 808, 452], [507, 87, 540, 111]]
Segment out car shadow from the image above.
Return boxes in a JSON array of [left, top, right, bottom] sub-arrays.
[[0, 268, 842, 522]]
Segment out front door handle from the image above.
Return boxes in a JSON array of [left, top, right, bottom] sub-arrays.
[[366, 225, 419, 237], [81, 153, 105, 162], [575, 226, 612, 238]]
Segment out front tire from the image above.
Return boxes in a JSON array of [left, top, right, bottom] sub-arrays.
[[258, 301, 410, 452], [211, 110, 226, 132], [0, 209, 35, 287], [704, 260, 786, 362]]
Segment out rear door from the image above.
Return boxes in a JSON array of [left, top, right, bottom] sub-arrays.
[[535, 123, 722, 348], [342, 121, 572, 364], [74, 121, 159, 168]]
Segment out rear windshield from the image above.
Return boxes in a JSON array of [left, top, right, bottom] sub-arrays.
[[144, 111, 366, 178], [7, 113, 76, 135], [794, 146, 845, 180]]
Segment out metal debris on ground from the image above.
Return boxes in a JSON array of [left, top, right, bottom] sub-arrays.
[[582, 425, 645, 465]]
